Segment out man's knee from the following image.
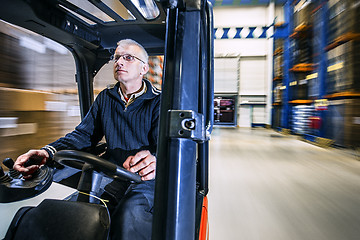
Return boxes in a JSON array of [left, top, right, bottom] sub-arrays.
[[110, 190, 153, 240], [117, 194, 153, 220]]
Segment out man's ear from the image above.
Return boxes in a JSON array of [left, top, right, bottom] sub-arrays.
[[141, 63, 149, 76]]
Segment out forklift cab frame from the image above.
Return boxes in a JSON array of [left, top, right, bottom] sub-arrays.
[[0, 0, 214, 239]]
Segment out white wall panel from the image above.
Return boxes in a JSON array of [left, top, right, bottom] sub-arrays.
[[253, 106, 267, 123], [238, 105, 251, 127], [239, 56, 268, 95], [238, 56, 268, 126], [215, 7, 269, 26], [214, 57, 239, 93], [214, 39, 268, 57]]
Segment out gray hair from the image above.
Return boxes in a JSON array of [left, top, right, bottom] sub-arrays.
[[117, 39, 148, 63]]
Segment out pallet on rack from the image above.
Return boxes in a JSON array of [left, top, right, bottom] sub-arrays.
[[290, 63, 316, 72], [325, 33, 360, 51]]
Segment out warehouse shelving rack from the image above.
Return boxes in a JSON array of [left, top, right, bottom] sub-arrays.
[[271, 0, 293, 132], [272, 0, 360, 148]]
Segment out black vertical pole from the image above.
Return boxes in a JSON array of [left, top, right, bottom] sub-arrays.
[[152, 5, 202, 240], [72, 50, 94, 119], [198, 1, 214, 195]]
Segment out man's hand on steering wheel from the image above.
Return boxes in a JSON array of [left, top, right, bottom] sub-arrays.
[[123, 150, 156, 181]]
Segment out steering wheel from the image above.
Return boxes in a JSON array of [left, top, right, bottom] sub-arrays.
[[54, 150, 142, 183]]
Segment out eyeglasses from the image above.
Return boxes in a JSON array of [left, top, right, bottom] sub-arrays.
[[112, 54, 145, 64]]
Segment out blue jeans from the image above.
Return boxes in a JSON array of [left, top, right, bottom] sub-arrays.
[[110, 179, 155, 240]]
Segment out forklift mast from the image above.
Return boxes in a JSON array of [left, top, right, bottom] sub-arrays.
[[153, 0, 214, 239]]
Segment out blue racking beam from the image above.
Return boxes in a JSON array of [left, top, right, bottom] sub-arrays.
[[318, 0, 328, 138], [281, 0, 293, 129]]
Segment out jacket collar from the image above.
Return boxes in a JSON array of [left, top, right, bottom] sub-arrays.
[[107, 79, 160, 103]]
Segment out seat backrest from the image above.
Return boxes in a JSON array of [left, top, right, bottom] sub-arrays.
[[5, 199, 110, 240]]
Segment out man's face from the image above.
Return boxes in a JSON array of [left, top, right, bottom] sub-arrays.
[[113, 44, 149, 84]]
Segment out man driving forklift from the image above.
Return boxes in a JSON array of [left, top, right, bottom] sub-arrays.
[[13, 39, 160, 240]]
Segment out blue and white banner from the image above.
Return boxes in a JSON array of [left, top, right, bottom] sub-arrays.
[[214, 26, 273, 39]]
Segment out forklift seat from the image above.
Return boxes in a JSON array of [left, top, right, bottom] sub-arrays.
[[4, 199, 110, 240]]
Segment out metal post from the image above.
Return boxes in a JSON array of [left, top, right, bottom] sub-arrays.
[[152, 6, 202, 240], [319, 1, 328, 138], [282, 0, 292, 129], [72, 50, 94, 119]]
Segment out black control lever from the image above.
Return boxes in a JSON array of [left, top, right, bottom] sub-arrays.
[[3, 158, 21, 179], [23, 157, 44, 168], [3, 158, 14, 169], [0, 158, 53, 203], [0, 166, 12, 183], [23, 157, 45, 178], [0, 166, 4, 178]]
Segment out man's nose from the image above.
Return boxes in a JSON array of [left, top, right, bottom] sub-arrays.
[[115, 57, 125, 66]]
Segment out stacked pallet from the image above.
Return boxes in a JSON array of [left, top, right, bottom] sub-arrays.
[[146, 56, 163, 90], [274, 55, 283, 79], [327, 41, 360, 94], [289, 73, 309, 101], [323, 0, 360, 148], [272, 104, 283, 129], [289, 1, 314, 105], [328, 0, 360, 44], [293, 0, 314, 27], [291, 105, 315, 135], [292, 0, 313, 65], [324, 99, 360, 148]]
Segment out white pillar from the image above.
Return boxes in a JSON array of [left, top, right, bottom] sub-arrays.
[[266, 0, 275, 126]]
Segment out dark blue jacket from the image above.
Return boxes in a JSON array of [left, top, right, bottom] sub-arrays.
[[46, 79, 161, 165]]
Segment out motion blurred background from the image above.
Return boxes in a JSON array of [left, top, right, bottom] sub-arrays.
[[1, 1, 360, 239], [0, 20, 163, 161]]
